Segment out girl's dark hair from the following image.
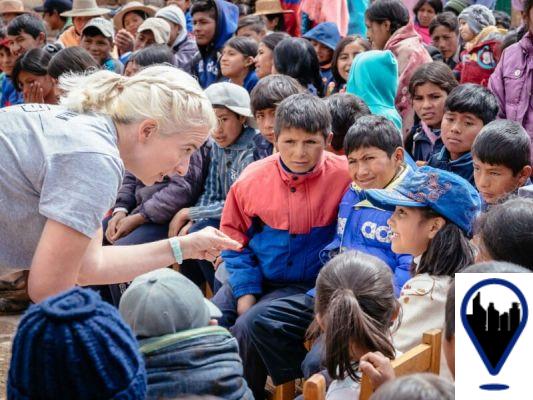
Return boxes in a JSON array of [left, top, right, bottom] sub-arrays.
[[224, 36, 258, 71], [416, 208, 475, 276], [266, 13, 285, 31], [12, 48, 52, 91], [408, 61, 458, 97], [371, 373, 455, 400], [326, 93, 371, 151], [311, 251, 398, 382], [261, 31, 290, 51], [525, 0, 533, 15], [331, 35, 371, 85], [130, 44, 174, 67], [365, 0, 410, 35], [273, 37, 324, 97], [413, 0, 443, 21], [477, 198, 533, 270], [493, 10, 511, 29], [48, 46, 100, 79], [429, 11, 459, 35]]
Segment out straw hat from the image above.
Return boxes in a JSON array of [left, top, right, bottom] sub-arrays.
[[61, 0, 110, 17], [254, 0, 293, 16], [113, 1, 155, 30], [0, 0, 26, 15]]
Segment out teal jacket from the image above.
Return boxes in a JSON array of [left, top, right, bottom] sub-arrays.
[[346, 50, 402, 132]]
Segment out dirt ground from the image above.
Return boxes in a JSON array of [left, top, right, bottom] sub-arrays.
[[0, 315, 21, 400]]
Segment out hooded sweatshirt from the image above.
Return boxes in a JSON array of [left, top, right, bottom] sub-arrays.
[[303, 22, 341, 85], [346, 50, 402, 132], [192, 0, 238, 89]]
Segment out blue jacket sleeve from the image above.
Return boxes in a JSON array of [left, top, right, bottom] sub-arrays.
[[223, 247, 263, 298], [392, 253, 413, 297]]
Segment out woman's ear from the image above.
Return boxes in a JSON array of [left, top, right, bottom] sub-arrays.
[[138, 119, 159, 143], [382, 20, 391, 33], [244, 55, 255, 68], [428, 216, 446, 239]]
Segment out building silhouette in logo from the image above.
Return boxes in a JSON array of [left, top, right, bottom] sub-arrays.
[[466, 292, 520, 369]]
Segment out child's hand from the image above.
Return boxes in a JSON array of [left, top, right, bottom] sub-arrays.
[[168, 208, 191, 237], [106, 211, 126, 243], [23, 82, 45, 104], [115, 29, 134, 54], [237, 294, 256, 316], [111, 214, 146, 242], [359, 351, 395, 389], [415, 160, 427, 167]]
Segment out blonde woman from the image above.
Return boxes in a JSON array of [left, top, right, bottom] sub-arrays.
[[0, 65, 241, 306]]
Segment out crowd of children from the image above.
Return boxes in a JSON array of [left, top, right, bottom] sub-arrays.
[[0, 0, 532, 398]]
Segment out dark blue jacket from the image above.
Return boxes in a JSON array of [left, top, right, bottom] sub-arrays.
[[193, 0, 238, 88], [428, 147, 474, 185], [407, 123, 443, 162], [139, 326, 253, 400], [319, 167, 413, 296]]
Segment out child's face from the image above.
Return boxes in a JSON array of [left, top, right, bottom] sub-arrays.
[[18, 71, 55, 102], [431, 25, 459, 60], [135, 30, 156, 50], [255, 107, 276, 144], [7, 31, 45, 58], [193, 11, 216, 46], [123, 11, 145, 36], [81, 34, 112, 64], [388, 206, 441, 256], [365, 19, 391, 50], [473, 157, 531, 204], [254, 42, 273, 79], [310, 39, 333, 65], [0, 47, 16, 76], [73, 16, 92, 35], [237, 26, 263, 43], [276, 128, 329, 173], [347, 146, 403, 190], [337, 40, 366, 81], [441, 111, 484, 160], [124, 61, 140, 76], [412, 82, 447, 128], [220, 46, 253, 79], [417, 2, 437, 28], [458, 19, 476, 42], [212, 107, 245, 148]]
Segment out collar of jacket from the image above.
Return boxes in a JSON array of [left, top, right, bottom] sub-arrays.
[[275, 152, 327, 186], [139, 325, 231, 355], [352, 163, 411, 209]]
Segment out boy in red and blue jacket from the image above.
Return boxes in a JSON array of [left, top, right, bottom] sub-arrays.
[[211, 93, 350, 330]]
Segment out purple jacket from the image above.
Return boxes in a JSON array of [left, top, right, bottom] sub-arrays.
[[489, 31, 533, 159], [114, 141, 211, 224]]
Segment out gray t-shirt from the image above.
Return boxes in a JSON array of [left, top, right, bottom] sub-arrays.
[[0, 104, 124, 271]]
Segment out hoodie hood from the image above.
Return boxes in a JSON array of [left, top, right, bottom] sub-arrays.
[[211, 0, 239, 51], [302, 21, 341, 51], [346, 50, 402, 131], [156, 5, 188, 48]]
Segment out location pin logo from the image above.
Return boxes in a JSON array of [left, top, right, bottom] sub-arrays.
[[461, 278, 528, 391]]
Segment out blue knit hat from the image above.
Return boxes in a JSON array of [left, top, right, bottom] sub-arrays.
[[8, 287, 147, 400]]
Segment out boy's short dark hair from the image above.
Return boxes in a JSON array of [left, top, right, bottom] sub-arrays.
[[476, 197, 533, 270], [472, 120, 531, 175], [250, 74, 304, 114], [274, 93, 331, 139], [190, 0, 217, 19], [429, 11, 458, 35], [445, 84, 499, 125], [325, 93, 370, 152], [7, 14, 46, 39], [344, 115, 402, 156]]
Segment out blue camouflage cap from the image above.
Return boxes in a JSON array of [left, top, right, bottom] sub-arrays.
[[365, 166, 481, 236]]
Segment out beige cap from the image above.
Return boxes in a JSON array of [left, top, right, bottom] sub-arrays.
[[137, 17, 170, 45], [61, 0, 110, 17], [113, 1, 156, 30], [254, 0, 293, 16], [82, 17, 114, 38]]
